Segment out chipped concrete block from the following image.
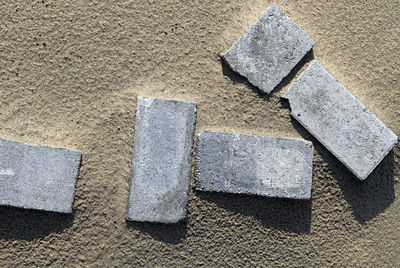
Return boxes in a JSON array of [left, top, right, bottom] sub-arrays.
[[282, 61, 398, 180], [127, 97, 197, 223], [222, 3, 314, 94], [195, 131, 314, 199], [0, 139, 81, 213]]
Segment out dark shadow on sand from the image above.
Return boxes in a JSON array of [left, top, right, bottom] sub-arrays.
[[220, 49, 314, 100], [126, 219, 188, 244], [285, 113, 396, 224], [0, 206, 74, 241], [196, 191, 311, 234]]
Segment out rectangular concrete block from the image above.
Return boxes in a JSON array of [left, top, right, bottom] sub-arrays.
[[195, 131, 314, 199], [222, 3, 314, 94], [0, 139, 81, 213], [282, 61, 398, 180], [127, 97, 197, 223]]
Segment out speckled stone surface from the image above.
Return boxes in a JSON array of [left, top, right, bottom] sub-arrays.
[[222, 3, 314, 94], [127, 97, 197, 223], [0, 139, 81, 213], [282, 61, 398, 180], [195, 131, 314, 199]]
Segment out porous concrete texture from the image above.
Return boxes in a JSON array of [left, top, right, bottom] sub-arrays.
[[1, 1, 399, 267], [282, 61, 398, 180], [0, 139, 81, 213], [127, 97, 197, 223], [195, 131, 313, 199], [222, 3, 314, 94]]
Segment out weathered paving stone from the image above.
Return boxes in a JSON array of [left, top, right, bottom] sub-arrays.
[[222, 3, 314, 94], [0, 139, 81, 213], [195, 131, 314, 199], [282, 61, 398, 180], [127, 97, 197, 223]]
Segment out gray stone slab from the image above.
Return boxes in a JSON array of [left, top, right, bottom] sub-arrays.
[[222, 3, 314, 94], [0, 139, 81, 213], [282, 61, 398, 180], [195, 131, 314, 199], [127, 97, 197, 223]]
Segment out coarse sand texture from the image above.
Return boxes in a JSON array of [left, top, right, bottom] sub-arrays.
[[0, 1, 399, 267]]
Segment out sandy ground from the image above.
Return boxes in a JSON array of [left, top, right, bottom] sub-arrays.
[[0, 0, 399, 267]]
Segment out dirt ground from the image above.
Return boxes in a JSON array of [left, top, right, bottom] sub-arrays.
[[0, 0, 399, 267]]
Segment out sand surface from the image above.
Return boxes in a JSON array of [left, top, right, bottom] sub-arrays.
[[0, 1, 399, 267]]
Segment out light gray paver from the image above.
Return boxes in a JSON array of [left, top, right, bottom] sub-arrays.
[[0, 139, 81, 213], [195, 131, 314, 199], [282, 61, 398, 180], [127, 97, 197, 223], [222, 3, 314, 94]]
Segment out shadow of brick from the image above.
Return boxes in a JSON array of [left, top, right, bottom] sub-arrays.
[[126, 219, 188, 245], [195, 191, 311, 234], [0, 206, 74, 241]]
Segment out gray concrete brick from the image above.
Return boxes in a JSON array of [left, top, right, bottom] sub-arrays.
[[222, 3, 314, 94], [282, 61, 398, 180], [195, 131, 314, 199], [0, 139, 81, 213], [127, 97, 197, 223]]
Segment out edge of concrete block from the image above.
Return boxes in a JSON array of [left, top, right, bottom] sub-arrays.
[[126, 96, 197, 224], [282, 60, 399, 181], [194, 130, 314, 200], [0, 138, 82, 214], [221, 3, 314, 94]]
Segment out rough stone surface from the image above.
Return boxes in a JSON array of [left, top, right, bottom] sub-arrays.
[[282, 61, 398, 180], [195, 131, 314, 199], [127, 97, 197, 223], [222, 3, 314, 94], [0, 139, 81, 213]]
